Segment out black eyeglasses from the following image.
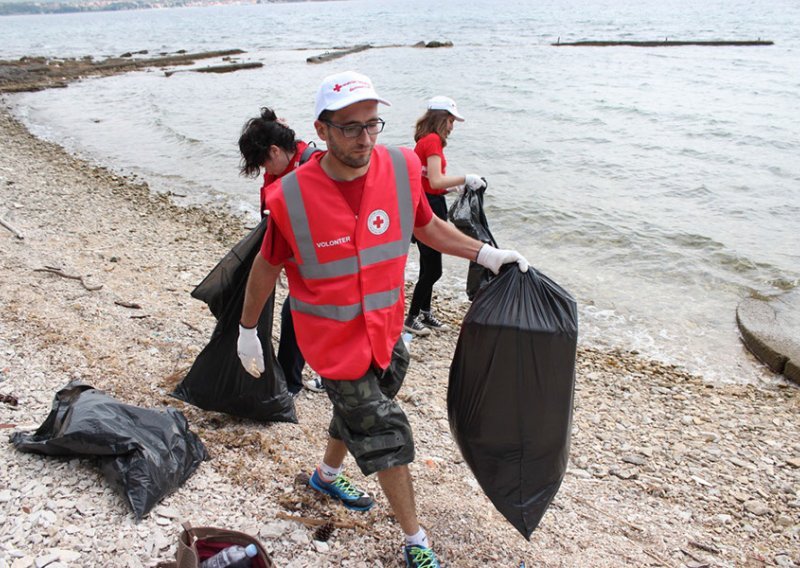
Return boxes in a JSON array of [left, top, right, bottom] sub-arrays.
[[322, 119, 385, 138]]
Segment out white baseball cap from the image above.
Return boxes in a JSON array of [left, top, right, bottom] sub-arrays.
[[314, 71, 392, 119], [427, 96, 465, 121]]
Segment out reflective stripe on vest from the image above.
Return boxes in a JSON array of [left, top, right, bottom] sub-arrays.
[[281, 146, 413, 281], [290, 286, 401, 322]]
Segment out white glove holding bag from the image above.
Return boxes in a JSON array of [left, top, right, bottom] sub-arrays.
[[237, 324, 265, 378], [464, 174, 486, 191], [476, 244, 530, 274]]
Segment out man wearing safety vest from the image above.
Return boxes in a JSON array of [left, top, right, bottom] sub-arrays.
[[237, 70, 529, 568]]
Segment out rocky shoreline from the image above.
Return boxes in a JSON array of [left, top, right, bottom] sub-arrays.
[[0, 50, 257, 93], [1, 102, 798, 567]]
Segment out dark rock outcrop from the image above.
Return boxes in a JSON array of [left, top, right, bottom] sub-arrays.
[[306, 44, 372, 64], [0, 49, 247, 93]]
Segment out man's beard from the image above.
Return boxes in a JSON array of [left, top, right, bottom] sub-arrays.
[[328, 139, 373, 169]]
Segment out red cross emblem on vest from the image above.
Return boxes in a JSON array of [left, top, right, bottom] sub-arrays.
[[367, 209, 389, 236]]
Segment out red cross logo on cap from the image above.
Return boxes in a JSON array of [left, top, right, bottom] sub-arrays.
[[333, 84, 342, 92], [367, 209, 389, 236]]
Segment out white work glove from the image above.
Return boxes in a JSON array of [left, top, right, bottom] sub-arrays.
[[476, 243, 530, 274], [237, 324, 265, 378], [464, 174, 486, 191]]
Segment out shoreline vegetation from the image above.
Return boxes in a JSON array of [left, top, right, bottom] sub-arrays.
[[1, 52, 798, 566]]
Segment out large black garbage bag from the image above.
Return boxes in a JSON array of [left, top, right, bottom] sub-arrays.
[[448, 266, 578, 539], [172, 218, 297, 423], [11, 382, 208, 520], [447, 182, 497, 300], [190, 216, 266, 319]]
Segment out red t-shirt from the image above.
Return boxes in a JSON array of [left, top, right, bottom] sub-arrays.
[[414, 132, 448, 196], [260, 154, 434, 265], [259, 141, 309, 217]]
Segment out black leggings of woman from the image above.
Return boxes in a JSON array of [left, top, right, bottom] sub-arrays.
[[408, 194, 448, 319]]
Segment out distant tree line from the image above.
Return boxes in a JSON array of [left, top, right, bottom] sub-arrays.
[[0, 1, 148, 15], [0, 0, 292, 16]]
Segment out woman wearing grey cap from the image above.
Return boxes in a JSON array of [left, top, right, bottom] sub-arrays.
[[404, 96, 486, 336]]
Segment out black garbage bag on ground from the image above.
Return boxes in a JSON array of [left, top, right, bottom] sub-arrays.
[[447, 182, 497, 300], [448, 266, 578, 539], [172, 218, 297, 423], [11, 382, 208, 520]]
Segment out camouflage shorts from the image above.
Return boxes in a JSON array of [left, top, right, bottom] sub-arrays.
[[322, 338, 413, 476]]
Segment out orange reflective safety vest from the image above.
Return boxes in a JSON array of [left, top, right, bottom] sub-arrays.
[[265, 145, 419, 380]]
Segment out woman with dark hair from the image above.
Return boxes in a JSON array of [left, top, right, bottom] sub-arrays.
[[404, 96, 487, 336], [238, 107, 323, 394], [240, 107, 310, 219]]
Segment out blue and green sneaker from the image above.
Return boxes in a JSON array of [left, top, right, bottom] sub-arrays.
[[404, 544, 441, 568], [309, 469, 374, 511]]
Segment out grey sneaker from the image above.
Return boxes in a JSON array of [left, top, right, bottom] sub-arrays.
[[309, 470, 374, 511], [419, 310, 445, 329], [403, 316, 431, 336], [304, 374, 325, 393]]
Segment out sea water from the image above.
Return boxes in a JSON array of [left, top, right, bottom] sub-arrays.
[[2, 0, 799, 384]]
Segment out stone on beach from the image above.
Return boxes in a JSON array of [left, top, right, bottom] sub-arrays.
[[737, 291, 800, 384]]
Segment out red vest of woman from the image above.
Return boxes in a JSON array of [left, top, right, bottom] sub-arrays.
[[265, 145, 418, 380], [260, 140, 309, 217]]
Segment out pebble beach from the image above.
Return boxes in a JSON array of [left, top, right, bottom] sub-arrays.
[[1, 102, 798, 567]]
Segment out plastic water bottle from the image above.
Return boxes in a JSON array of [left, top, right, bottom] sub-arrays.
[[401, 332, 413, 353], [199, 543, 258, 568]]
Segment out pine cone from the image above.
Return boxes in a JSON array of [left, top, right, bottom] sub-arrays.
[[314, 521, 335, 542]]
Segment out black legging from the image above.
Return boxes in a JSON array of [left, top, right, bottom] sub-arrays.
[[408, 193, 448, 319], [278, 299, 305, 394]]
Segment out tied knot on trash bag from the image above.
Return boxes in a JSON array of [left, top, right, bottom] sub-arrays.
[[447, 179, 496, 300], [448, 265, 578, 539], [11, 382, 208, 519]]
